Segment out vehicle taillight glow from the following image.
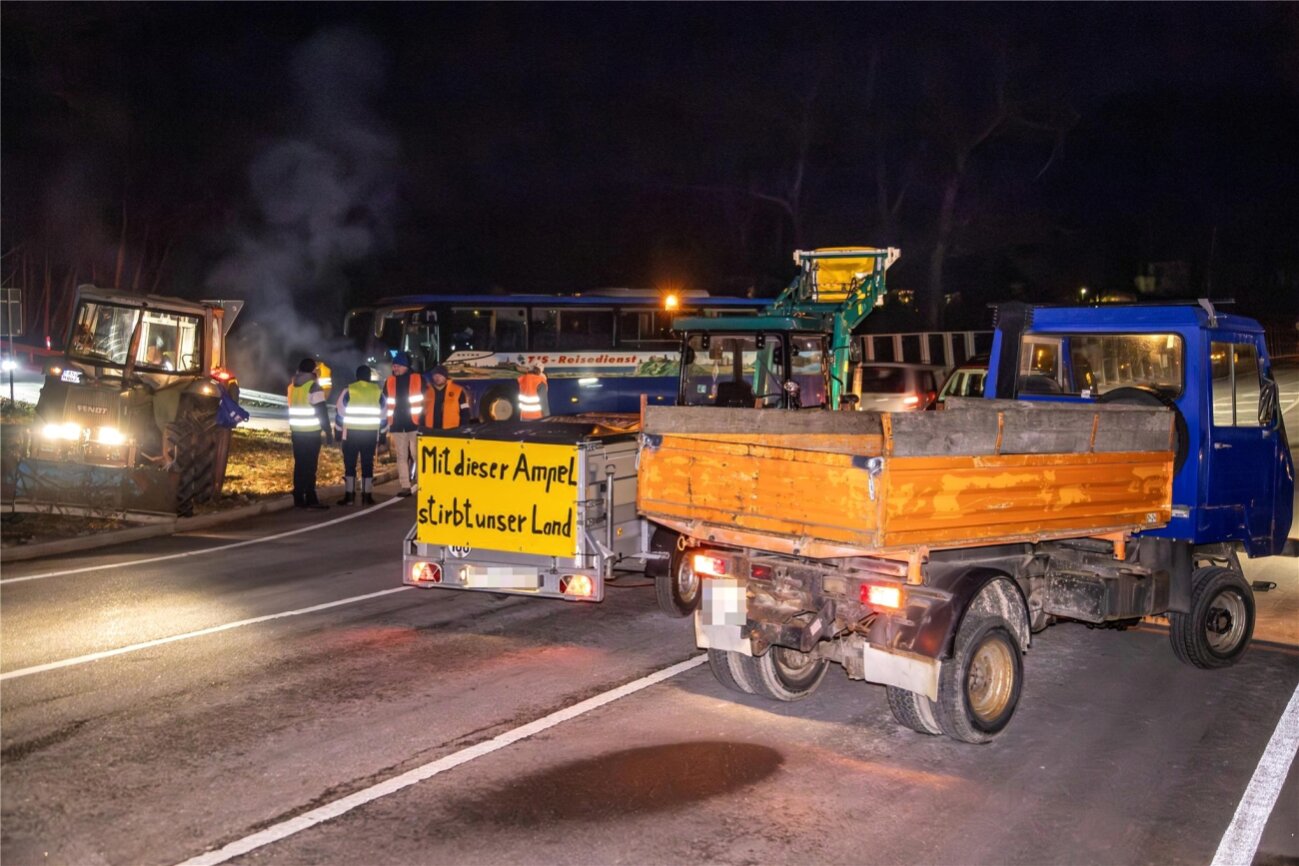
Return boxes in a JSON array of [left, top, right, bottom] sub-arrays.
[[559, 574, 593, 597], [902, 394, 921, 407], [693, 553, 729, 577], [211, 368, 232, 382], [410, 561, 442, 584], [862, 583, 904, 610]]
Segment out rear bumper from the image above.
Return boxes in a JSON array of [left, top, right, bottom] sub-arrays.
[[402, 549, 605, 602]]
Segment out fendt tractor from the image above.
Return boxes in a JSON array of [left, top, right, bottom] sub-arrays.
[[638, 247, 1296, 743], [14, 286, 243, 517]]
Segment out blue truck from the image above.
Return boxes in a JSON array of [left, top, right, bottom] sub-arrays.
[[640, 294, 1294, 743]]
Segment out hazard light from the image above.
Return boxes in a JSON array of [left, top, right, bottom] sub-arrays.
[[410, 561, 442, 584], [559, 574, 593, 597], [693, 553, 730, 577], [862, 583, 903, 610]]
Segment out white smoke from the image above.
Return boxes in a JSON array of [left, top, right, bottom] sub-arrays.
[[206, 27, 398, 390]]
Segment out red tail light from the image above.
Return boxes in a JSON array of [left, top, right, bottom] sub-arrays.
[[410, 562, 442, 584], [902, 394, 921, 408], [693, 553, 730, 577], [862, 583, 903, 610], [559, 574, 593, 597]]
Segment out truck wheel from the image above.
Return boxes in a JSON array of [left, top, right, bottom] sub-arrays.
[[736, 646, 829, 702], [886, 686, 942, 736], [935, 613, 1024, 743], [707, 649, 758, 695], [1169, 566, 1254, 669], [655, 546, 699, 617]]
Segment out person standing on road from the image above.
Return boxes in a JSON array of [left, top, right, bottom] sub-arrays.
[[288, 357, 332, 510], [516, 360, 549, 420], [335, 365, 384, 506], [383, 352, 424, 498], [421, 365, 469, 431]]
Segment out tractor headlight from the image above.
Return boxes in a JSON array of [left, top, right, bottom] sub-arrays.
[[95, 426, 126, 446], [42, 422, 82, 441]]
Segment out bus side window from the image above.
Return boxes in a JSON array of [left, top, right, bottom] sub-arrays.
[[496, 308, 527, 352], [559, 310, 613, 350], [531, 309, 559, 350]]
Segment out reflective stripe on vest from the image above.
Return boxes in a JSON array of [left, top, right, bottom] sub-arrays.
[[288, 382, 319, 431], [342, 381, 382, 431], [517, 374, 545, 420], [384, 375, 424, 423]]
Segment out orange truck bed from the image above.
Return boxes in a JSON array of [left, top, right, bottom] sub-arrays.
[[637, 399, 1175, 560]]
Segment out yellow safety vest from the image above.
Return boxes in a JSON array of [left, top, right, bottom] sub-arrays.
[[288, 381, 319, 432], [342, 380, 382, 431]]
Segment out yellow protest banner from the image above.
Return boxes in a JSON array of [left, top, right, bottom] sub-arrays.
[[415, 436, 580, 557]]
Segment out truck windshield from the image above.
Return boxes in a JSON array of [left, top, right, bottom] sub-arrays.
[[1018, 333, 1184, 397], [682, 334, 785, 408]]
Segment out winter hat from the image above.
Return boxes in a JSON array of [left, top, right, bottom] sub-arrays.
[[431, 365, 449, 379], [392, 352, 412, 369]]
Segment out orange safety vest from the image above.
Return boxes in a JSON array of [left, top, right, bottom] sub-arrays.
[[422, 381, 464, 429], [384, 374, 425, 425], [517, 373, 547, 420]]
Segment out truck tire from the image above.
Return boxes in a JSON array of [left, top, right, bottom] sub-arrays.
[[886, 686, 942, 736], [1098, 386, 1188, 473], [654, 546, 699, 617], [934, 613, 1024, 743], [734, 646, 829, 702], [1169, 566, 1254, 669], [707, 649, 758, 695]]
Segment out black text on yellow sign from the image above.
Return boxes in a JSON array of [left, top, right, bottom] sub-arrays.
[[416, 437, 580, 557]]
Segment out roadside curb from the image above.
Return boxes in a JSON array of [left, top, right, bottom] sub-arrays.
[[1, 469, 400, 563]]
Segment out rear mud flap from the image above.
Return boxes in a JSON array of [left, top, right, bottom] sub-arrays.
[[11, 458, 177, 516], [862, 643, 941, 702]]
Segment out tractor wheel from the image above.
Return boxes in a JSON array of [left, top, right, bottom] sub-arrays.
[[163, 410, 218, 516]]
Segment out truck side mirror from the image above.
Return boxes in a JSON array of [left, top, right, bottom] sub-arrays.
[[1259, 377, 1279, 427]]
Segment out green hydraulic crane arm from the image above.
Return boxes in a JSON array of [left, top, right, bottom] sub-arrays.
[[766, 247, 900, 409]]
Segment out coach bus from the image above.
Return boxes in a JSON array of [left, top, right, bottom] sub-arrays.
[[343, 290, 769, 421]]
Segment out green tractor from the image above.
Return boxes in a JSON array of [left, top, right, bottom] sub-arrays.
[[17, 286, 243, 518]]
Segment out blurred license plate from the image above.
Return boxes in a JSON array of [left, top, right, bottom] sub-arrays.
[[463, 567, 540, 590]]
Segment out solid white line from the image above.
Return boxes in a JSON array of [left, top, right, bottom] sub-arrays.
[[175, 653, 709, 866], [1211, 680, 1299, 866], [0, 586, 414, 681], [1, 497, 402, 585]]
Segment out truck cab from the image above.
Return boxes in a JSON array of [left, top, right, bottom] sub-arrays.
[[986, 301, 1294, 557]]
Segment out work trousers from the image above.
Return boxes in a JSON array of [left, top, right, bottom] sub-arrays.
[[389, 429, 419, 492], [341, 431, 378, 480], [291, 430, 323, 505]]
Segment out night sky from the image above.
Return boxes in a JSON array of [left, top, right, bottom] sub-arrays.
[[3, 2, 1298, 351]]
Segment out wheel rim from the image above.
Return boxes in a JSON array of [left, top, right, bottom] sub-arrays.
[[676, 560, 699, 603], [966, 634, 1016, 723], [1205, 589, 1248, 654], [771, 646, 823, 688]]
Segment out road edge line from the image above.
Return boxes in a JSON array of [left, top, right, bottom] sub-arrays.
[[174, 653, 709, 866], [1211, 680, 1299, 866]]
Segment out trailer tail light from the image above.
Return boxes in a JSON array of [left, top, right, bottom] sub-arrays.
[[862, 583, 903, 610], [410, 561, 442, 584], [559, 574, 593, 597]]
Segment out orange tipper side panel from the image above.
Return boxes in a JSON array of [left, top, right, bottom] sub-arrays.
[[636, 433, 881, 547], [877, 451, 1174, 549]]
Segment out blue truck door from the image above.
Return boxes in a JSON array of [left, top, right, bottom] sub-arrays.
[[1205, 336, 1284, 555]]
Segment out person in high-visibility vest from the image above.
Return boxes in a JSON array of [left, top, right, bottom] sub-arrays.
[[516, 360, 549, 421], [334, 365, 384, 506], [383, 352, 424, 497], [421, 365, 469, 430], [288, 357, 333, 509], [315, 358, 333, 399]]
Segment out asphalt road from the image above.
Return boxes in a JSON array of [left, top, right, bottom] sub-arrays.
[[2, 470, 1297, 866], [1, 363, 1296, 866]]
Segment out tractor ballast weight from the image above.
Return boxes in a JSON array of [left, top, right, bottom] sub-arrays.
[[14, 286, 244, 518]]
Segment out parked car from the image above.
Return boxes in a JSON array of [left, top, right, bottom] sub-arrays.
[[853, 362, 943, 411], [934, 355, 989, 408]]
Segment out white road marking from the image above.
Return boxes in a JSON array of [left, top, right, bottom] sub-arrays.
[[0, 586, 413, 681], [1211, 680, 1299, 866], [175, 653, 709, 866], [1, 496, 402, 585]]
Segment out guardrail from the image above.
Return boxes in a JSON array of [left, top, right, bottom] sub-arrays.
[[239, 388, 287, 407]]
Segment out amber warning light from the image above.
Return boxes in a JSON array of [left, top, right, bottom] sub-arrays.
[[410, 562, 442, 584]]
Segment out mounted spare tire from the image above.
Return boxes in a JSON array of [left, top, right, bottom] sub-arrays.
[[1097, 386, 1188, 473]]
